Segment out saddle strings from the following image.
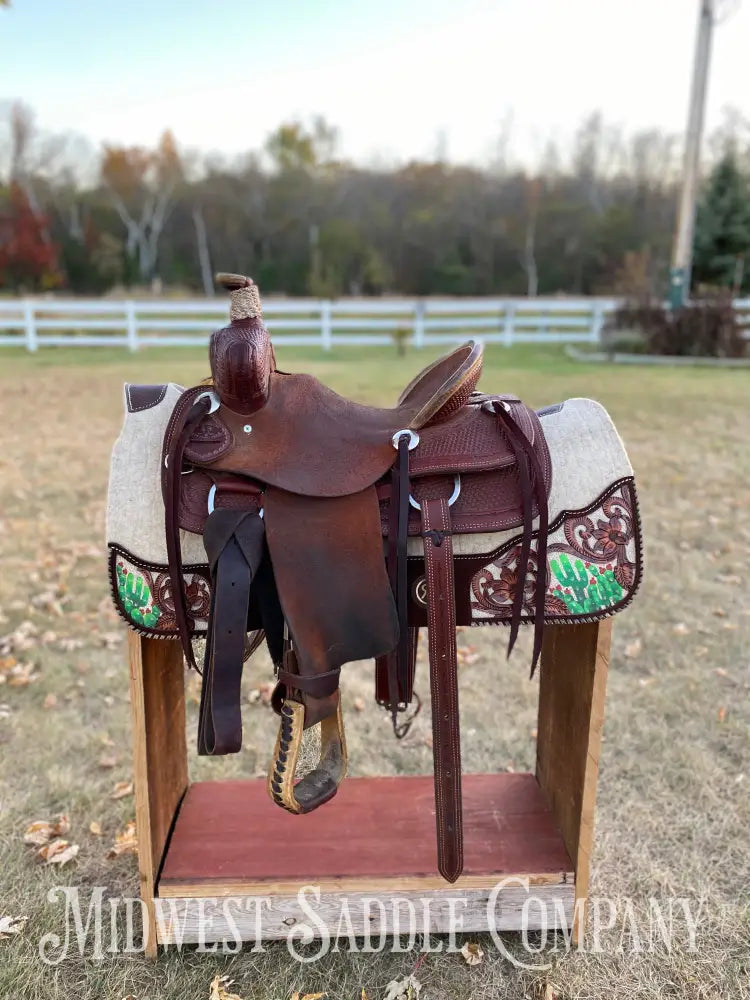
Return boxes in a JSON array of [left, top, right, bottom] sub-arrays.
[[385, 432, 412, 728], [164, 391, 213, 671], [490, 401, 549, 674]]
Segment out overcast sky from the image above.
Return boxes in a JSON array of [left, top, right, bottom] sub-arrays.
[[2, 0, 748, 166]]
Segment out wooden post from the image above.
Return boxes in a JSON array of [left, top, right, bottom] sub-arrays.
[[503, 302, 515, 347], [535, 619, 612, 945], [413, 299, 425, 348], [590, 300, 605, 345], [127, 633, 188, 958], [320, 300, 332, 351], [125, 301, 139, 352], [23, 300, 37, 352]]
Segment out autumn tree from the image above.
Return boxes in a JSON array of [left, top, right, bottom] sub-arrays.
[[0, 183, 61, 290], [100, 130, 183, 284]]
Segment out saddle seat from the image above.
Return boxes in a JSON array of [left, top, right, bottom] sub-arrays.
[[182, 340, 483, 499]]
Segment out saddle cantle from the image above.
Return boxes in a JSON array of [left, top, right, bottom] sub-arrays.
[[107, 274, 644, 884]]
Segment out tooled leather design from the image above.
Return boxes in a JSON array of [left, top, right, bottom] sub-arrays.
[[377, 400, 551, 536], [402, 400, 542, 476], [183, 414, 232, 464], [380, 467, 542, 535], [398, 342, 483, 429], [427, 364, 481, 424], [209, 318, 274, 416], [178, 469, 264, 535]]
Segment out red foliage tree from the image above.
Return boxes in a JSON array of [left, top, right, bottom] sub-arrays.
[[0, 183, 62, 290]]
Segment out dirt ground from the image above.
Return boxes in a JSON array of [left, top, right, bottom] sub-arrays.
[[0, 344, 747, 999]]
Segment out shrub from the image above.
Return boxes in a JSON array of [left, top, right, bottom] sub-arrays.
[[611, 294, 746, 358]]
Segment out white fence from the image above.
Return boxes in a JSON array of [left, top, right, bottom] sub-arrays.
[[0, 296, 748, 351]]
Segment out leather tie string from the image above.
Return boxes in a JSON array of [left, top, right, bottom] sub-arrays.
[[490, 401, 550, 674], [163, 392, 213, 671]]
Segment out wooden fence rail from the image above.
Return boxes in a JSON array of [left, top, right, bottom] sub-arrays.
[[0, 296, 748, 351]]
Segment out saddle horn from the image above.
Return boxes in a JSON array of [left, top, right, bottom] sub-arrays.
[[210, 273, 274, 416]]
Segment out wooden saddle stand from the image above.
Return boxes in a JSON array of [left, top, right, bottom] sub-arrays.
[[108, 274, 643, 953]]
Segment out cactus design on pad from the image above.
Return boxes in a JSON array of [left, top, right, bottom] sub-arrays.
[[470, 481, 639, 621], [550, 553, 623, 614], [116, 563, 161, 628]]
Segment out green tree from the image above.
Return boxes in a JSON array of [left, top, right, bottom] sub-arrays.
[[692, 154, 750, 293]]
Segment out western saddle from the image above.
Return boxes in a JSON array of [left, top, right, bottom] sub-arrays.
[[162, 273, 551, 883]]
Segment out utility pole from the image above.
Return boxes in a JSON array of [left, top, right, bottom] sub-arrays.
[[669, 0, 715, 309]]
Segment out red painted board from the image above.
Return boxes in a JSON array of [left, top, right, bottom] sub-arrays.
[[159, 773, 572, 889]]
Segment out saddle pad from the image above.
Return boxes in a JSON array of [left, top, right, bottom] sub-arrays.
[[107, 386, 643, 637]]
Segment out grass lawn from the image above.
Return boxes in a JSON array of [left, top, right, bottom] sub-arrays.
[[0, 343, 748, 999]]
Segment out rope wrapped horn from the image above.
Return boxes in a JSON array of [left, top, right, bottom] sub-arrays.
[[215, 272, 263, 321], [210, 273, 272, 415]]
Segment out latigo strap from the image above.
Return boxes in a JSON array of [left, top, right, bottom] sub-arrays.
[[421, 496, 463, 883]]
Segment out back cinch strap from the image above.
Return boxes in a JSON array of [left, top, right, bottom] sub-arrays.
[[384, 432, 412, 726]]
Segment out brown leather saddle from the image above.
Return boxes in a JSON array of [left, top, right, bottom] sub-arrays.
[[162, 273, 551, 883]]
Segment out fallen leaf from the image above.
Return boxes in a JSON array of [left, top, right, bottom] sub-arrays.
[[110, 781, 133, 800], [59, 638, 84, 652], [89, 821, 102, 836], [384, 976, 422, 1000], [100, 632, 123, 650], [0, 915, 28, 939], [460, 940, 484, 965], [38, 839, 79, 866], [108, 821, 138, 858], [712, 608, 728, 618], [353, 697, 365, 712], [23, 815, 70, 846], [209, 975, 245, 1000], [718, 706, 727, 723], [42, 692, 58, 710], [99, 754, 118, 769], [6, 661, 39, 687], [624, 638, 642, 659]]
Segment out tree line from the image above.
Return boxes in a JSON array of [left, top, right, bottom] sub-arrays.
[[1, 102, 749, 298]]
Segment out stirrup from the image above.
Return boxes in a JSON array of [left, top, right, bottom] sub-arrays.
[[267, 697, 348, 814]]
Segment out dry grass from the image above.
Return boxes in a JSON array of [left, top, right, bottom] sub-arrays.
[[0, 343, 748, 999]]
